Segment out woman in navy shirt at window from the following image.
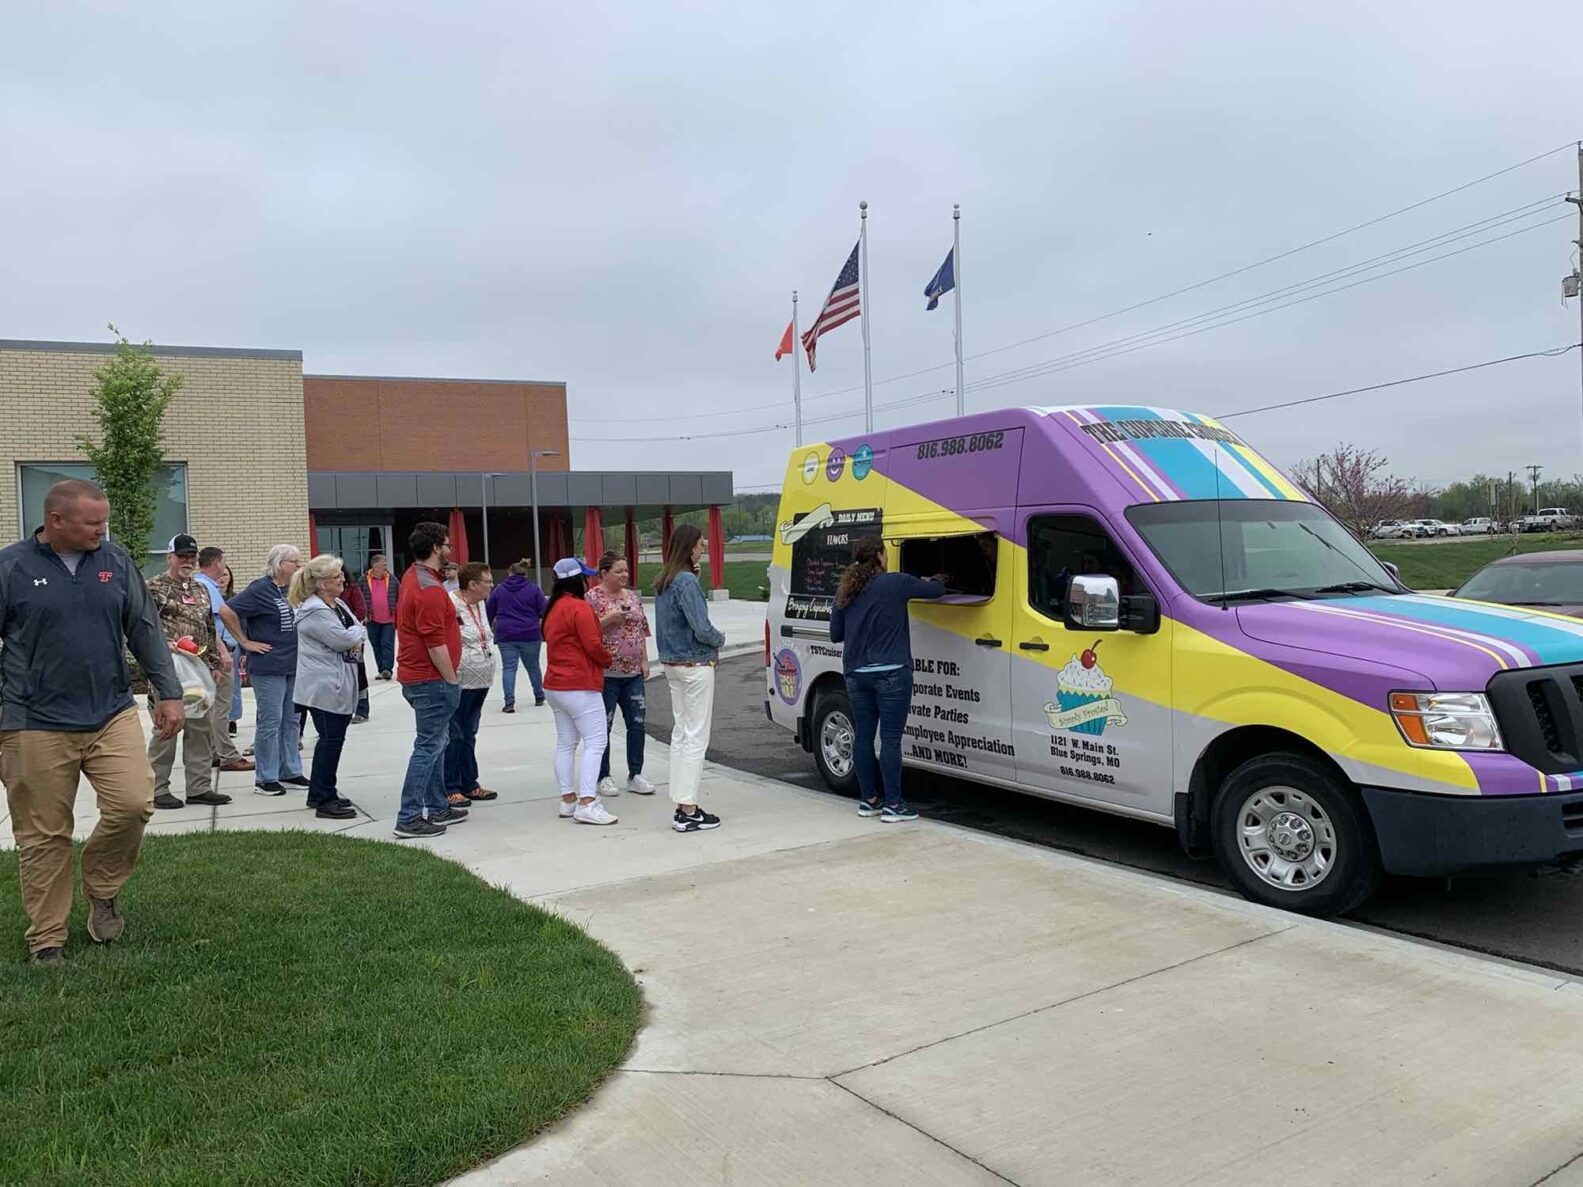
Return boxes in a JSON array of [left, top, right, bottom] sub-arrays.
[[828, 537, 944, 823]]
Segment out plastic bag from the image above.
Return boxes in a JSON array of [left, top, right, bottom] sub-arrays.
[[171, 649, 215, 718]]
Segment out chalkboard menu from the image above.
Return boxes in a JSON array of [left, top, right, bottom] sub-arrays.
[[785, 506, 883, 621]]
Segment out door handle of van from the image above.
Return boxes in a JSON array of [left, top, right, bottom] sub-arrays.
[[975, 636, 1004, 649], [1018, 640, 1050, 652]]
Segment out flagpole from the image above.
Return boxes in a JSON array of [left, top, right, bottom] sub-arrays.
[[859, 200, 873, 433], [953, 203, 964, 417], [792, 290, 803, 446]]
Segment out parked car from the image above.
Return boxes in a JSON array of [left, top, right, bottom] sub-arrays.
[[1520, 508, 1577, 533], [1371, 520, 1415, 539], [1452, 550, 1583, 617], [1412, 519, 1456, 537], [1455, 518, 1497, 536]]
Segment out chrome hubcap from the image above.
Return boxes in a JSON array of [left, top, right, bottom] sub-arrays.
[[821, 710, 855, 779], [1236, 786, 1336, 890]]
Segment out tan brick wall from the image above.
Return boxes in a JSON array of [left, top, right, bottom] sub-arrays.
[[0, 344, 308, 581]]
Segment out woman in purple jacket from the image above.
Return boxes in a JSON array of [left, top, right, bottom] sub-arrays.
[[487, 559, 548, 712]]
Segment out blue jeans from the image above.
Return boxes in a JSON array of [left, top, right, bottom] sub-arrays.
[[847, 667, 912, 808], [230, 661, 243, 722], [251, 672, 303, 784], [366, 621, 396, 675], [399, 680, 460, 823], [498, 641, 543, 706], [598, 674, 646, 781], [445, 687, 488, 794]]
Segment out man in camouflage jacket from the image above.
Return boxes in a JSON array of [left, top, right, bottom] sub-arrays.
[[139, 535, 231, 809]]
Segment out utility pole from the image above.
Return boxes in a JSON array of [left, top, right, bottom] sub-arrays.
[[1566, 142, 1583, 463], [1528, 464, 1544, 517], [1509, 469, 1519, 551]]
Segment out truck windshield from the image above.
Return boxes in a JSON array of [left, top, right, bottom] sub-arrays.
[[1127, 500, 1400, 603]]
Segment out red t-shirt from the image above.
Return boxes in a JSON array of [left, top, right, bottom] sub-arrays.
[[367, 574, 394, 624], [542, 597, 613, 692], [396, 562, 462, 684]]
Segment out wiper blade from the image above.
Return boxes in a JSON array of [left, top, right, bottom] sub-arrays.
[[1314, 581, 1398, 595], [1204, 587, 1317, 604]]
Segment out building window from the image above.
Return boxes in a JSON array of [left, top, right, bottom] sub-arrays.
[[17, 462, 189, 556]]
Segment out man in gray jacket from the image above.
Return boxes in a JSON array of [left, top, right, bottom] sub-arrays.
[[0, 479, 183, 967]]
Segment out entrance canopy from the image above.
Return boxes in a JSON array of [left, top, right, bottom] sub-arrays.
[[307, 469, 732, 521]]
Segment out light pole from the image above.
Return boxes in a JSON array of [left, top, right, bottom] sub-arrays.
[[529, 449, 561, 589], [481, 473, 502, 570]]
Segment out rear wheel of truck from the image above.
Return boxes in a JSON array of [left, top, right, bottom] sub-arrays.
[[1211, 753, 1381, 917], [812, 688, 859, 795]]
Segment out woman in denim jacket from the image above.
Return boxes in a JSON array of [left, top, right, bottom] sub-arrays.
[[653, 524, 726, 833]]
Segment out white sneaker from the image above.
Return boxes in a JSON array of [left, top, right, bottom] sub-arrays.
[[626, 774, 657, 796], [598, 776, 619, 797], [558, 799, 576, 819], [574, 799, 619, 826]]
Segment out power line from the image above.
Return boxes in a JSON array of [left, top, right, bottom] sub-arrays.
[[571, 141, 1579, 426], [960, 199, 1564, 391], [726, 344, 1583, 493], [964, 213, 1573, 396], [1214, 343, 1581, 419], [574, 209, 1570, 443]]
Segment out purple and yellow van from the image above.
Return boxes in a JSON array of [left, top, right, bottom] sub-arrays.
[[767, 405, 1583, 915]]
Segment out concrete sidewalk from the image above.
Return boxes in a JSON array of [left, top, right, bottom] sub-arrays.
[[8, 666, 1583, 1186]]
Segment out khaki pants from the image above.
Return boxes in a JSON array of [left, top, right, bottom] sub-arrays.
[[0, 707, 155, 954], [664, 664, 716, 806], [148, 705, 214, 798], [209, 663, 241, 765]]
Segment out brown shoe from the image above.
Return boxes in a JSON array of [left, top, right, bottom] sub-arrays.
[[447, 792, 471, 809], [465, 786, 499, 802], [87, 897, 124, 944], [220, 758, 255, 772], [29, 947, 65, 968]]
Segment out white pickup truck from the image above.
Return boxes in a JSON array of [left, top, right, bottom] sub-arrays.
[[1520, 507, 1576, 533]]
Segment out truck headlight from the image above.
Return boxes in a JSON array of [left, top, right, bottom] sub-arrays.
[[1389, 692, 1503, 751]]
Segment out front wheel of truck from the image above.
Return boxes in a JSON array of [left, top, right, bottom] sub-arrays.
[[1211, 754, 1382, 917]]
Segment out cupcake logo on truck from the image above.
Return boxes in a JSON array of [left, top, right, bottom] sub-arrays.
[[1044, 641, 1128, 735]]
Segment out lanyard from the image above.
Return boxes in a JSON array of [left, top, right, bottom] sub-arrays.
[[465, 599, 491, 656]]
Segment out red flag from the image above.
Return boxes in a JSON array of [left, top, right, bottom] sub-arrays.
[[775, 319, 794, 361]]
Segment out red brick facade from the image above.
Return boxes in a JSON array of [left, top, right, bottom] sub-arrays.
[[303, 375, 570, 473]]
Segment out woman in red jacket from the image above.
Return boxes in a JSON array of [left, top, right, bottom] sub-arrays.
[[542, 558, 618, 825]]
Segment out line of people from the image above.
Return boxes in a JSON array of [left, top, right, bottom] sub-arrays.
[[390, 520, 727, 837], [0, 480, 733, 965]]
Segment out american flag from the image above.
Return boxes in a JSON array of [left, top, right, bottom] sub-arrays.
[[801, 242, 860, 372]]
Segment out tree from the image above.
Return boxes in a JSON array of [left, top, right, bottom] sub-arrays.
[[75, 327, 182, 554], [1290, 444, 1414, 540]]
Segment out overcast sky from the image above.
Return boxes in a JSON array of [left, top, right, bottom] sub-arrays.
[[3, 1, 1580, 495]]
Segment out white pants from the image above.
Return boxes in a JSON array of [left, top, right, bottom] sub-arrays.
[[665, 664, 715, 805], [546, 689, 607, 798]]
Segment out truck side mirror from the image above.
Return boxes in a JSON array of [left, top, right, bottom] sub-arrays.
[[1066, 575, 1121, 632], [1382, 561, 1401, 581]]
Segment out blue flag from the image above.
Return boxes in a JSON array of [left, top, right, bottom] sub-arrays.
[[924, 248, 955, 311]]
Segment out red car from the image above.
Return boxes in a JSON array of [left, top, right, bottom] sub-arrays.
[[1452, 550, 1583, 617]]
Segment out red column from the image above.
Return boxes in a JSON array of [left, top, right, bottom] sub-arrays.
[[662, 507, 675, 556], [308, 511, 318, 555], [624, 509, 639, 590], [583, 506, 604, 568], [707, 505, 725, 592]]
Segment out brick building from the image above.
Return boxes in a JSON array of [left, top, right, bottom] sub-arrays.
[[0, 339, 733, 590]]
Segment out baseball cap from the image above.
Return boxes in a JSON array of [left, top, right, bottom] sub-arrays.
[[552, 557, 598, 580], [168, 534, 199, 556]]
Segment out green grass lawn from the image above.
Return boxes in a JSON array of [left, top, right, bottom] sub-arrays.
[[696, 558, 771, 600], [1369, 533, 1583, 591], [0, 832, 639, 1187]]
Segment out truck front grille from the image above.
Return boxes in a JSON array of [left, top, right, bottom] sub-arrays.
[[1488, 665, 1583, 775]]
